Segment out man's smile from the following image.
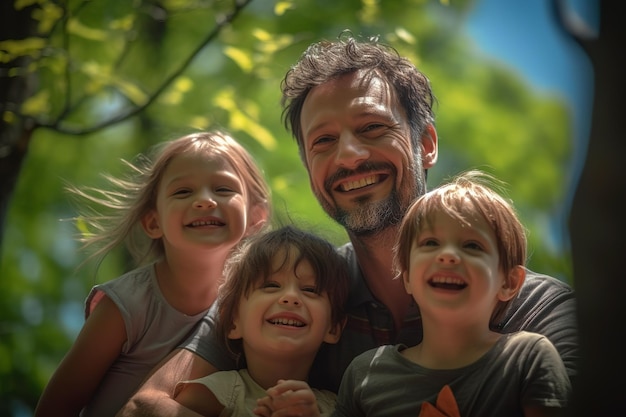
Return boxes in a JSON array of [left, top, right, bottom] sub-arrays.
[[337, 174, 387, 192]]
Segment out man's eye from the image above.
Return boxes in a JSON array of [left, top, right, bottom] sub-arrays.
[[312, 135, 334, 146], [362, 123, 384, 132]]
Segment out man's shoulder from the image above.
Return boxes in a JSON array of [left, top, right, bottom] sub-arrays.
[[520, 269, 574, 297], [495, 268, 576, 333]]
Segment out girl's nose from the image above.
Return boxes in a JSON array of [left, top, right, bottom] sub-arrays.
[[194, 192, 217, 209], [335, 131, 370, 169]]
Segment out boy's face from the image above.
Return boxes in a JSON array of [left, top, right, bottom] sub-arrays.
[[229, 248, 340, 360], [403, 210, 509, 325]]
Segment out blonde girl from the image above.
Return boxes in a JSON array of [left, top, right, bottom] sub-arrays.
[[34, 131, 271, 417]]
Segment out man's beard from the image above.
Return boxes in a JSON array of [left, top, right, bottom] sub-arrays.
[[334, 189, 405, 236], [316, 185, 416, 237], [316, 159, 426, 237]]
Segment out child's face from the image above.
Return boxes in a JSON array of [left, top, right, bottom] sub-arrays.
[[229, 248, 340, 360], [403, 210, 509, 324], [142, 152, 250, 255]]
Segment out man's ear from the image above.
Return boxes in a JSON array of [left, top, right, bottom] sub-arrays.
[[141, 210, 163, 239], [323, 318, 347, 345], [245, 202, 270, 237], [420, 123, 438, 169], [498, 266, 526, 302]]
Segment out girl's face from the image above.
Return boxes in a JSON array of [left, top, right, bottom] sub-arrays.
[[142, 152, 251, 256], [403, 210, 511, 325], [229, 248, 340, 361]]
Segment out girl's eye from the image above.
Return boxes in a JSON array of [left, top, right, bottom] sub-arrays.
[[172, 189, 192, 197], [216, 186, 235, 193], [420, 238, 439, 247]]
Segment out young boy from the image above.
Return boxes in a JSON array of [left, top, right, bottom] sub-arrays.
[[332, 170, 571, 417]]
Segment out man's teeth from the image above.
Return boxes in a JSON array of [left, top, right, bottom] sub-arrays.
[[269, 318, 305, 327], [340, 175, 378, 192]]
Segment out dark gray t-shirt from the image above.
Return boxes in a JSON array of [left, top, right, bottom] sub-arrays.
[[331, 332, 571, 417]]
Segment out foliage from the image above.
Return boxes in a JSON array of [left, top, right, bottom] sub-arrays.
[[0, 0, 579, 414]]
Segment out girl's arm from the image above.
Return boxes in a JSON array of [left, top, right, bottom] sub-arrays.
[[174, 382, 225, 417], [116, 349, 220, 417], [34, 295, 126, 417]]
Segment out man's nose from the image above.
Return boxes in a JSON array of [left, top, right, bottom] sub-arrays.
[[335, 131, 370, 169]]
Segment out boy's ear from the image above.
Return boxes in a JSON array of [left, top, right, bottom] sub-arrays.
[[228, 320, 243, 340], [498, 266, 526, 302], [245, 202, 269, 237], [141, 210, 163, 239], [402, 271, 413, 295], [323, 318, 347, 345]]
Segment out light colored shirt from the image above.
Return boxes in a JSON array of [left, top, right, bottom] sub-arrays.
[[81, 263, 209, 417], [176, 369, 337, 416]]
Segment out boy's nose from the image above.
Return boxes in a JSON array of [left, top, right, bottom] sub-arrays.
[[279, 288, 301, 306], [437, 248, 460, 264]]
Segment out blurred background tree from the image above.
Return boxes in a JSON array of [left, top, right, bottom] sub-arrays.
[[0, 0, 590, 415]]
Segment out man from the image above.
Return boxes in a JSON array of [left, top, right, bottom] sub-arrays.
[[118, 34, 577, 416]]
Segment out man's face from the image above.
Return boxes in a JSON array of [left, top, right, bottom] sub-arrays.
[[299, 71, 431, 236]]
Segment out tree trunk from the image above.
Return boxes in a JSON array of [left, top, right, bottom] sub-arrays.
[[0, 2, 39, 248], [568, 0, 625, 415]]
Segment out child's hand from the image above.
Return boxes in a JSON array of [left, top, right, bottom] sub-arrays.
[[254, 379, 320, 417]]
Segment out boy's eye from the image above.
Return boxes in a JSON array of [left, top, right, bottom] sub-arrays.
[[301, 286, 318, 294], [464, 241, 483, 251]]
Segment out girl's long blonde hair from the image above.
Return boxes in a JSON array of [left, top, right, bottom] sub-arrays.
[[67, 131, 271, 268]]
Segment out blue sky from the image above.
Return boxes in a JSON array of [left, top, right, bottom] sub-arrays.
[[464, 0, 599, 252], [465, 0, 597, 164]]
